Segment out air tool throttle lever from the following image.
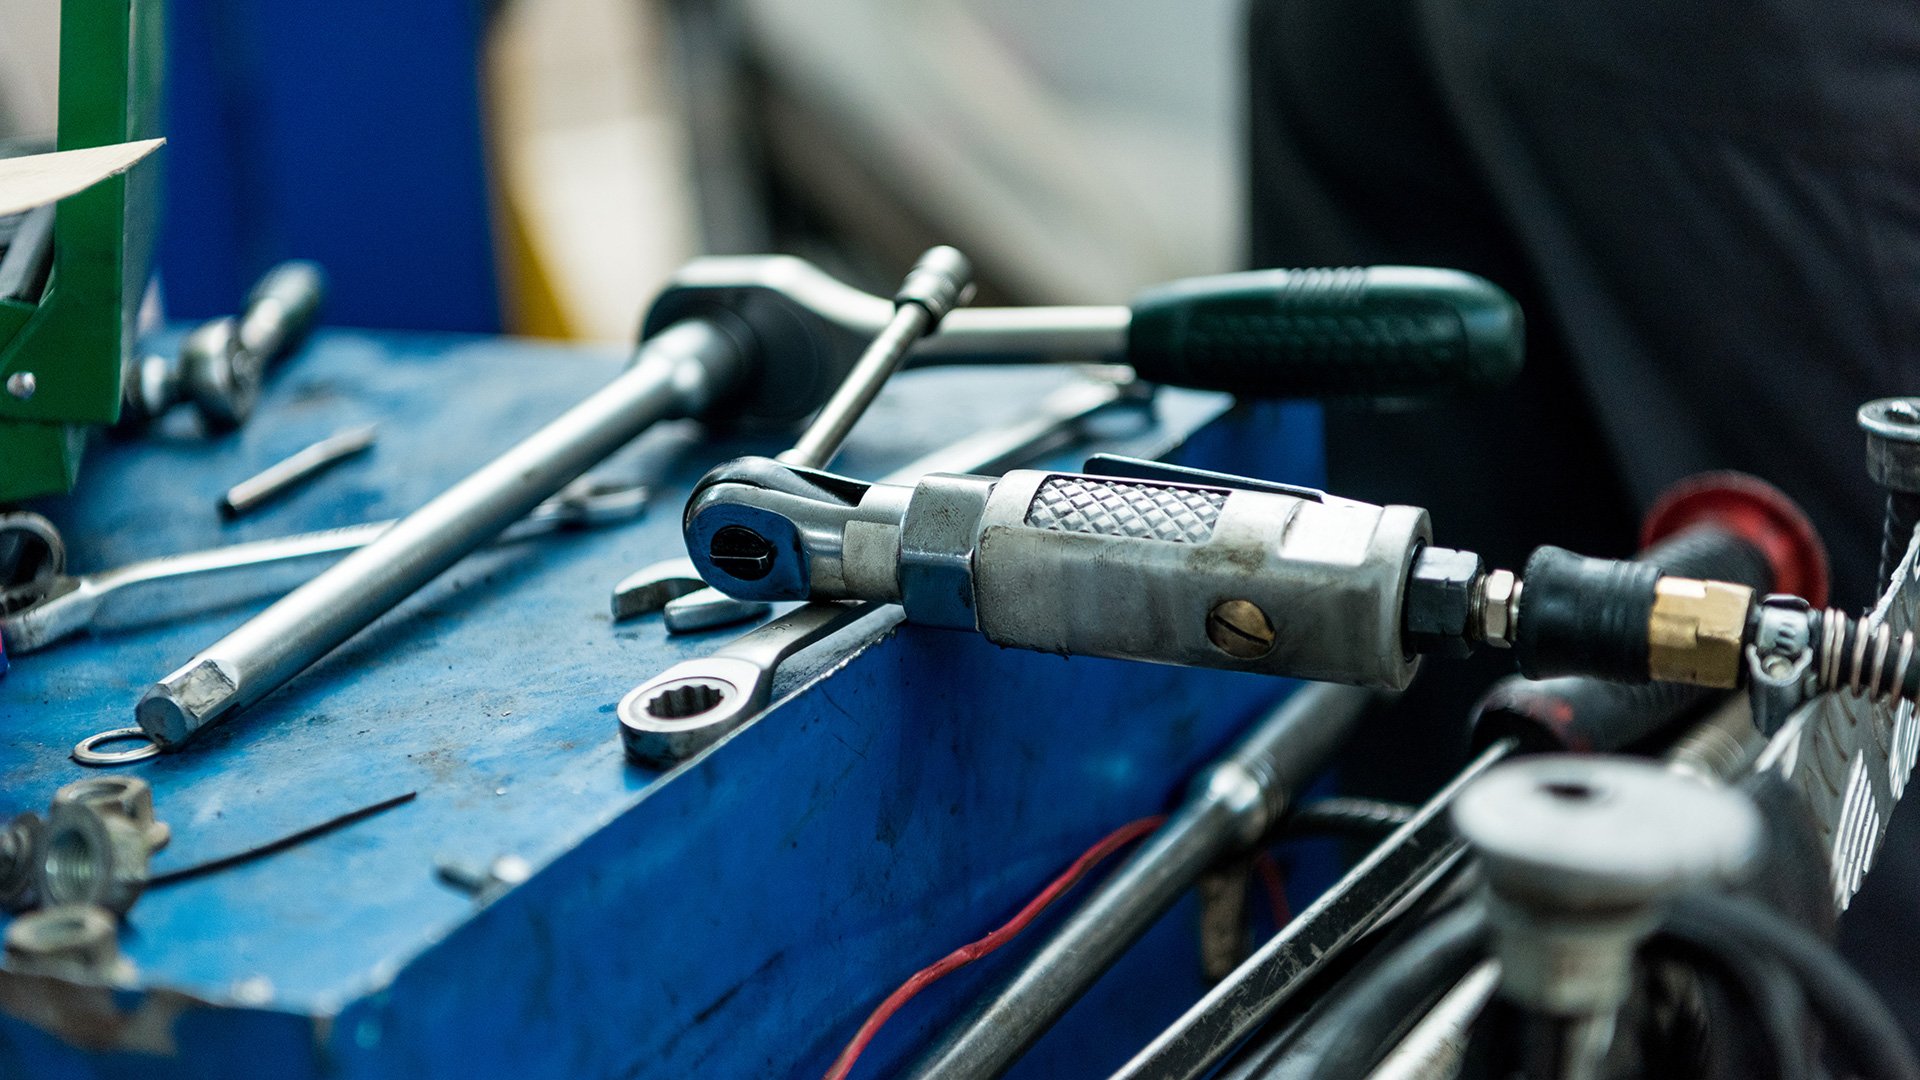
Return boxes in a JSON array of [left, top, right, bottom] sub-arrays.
[[681, 458, 1874, 702]]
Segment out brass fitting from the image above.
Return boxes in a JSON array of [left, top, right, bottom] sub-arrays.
[[1648, 577, 1754, 688]]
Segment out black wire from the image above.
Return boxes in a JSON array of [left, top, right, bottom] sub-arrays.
[[1669, 892, 1920, 1080], [146, 792, 416, 887]]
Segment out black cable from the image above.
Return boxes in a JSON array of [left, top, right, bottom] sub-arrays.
[[1247, 902, 1489, 1080], [147, 791, 416, 887], [1669, 892, 1920, 1080]]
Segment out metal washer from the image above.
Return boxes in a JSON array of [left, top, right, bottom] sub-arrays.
[[72, 728, 162, 767]]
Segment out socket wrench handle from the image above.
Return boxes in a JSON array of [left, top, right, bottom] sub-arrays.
[[235, 260, 327, 361], [645, 256, 1519, 407], [186, 260, 329, 432], [778, 246, 973, 470], [1125, 265, 1522, 398], [135, 318, 747, 749]]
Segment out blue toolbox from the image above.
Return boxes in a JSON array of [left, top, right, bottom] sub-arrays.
[[0, 323, 1330, 1079]]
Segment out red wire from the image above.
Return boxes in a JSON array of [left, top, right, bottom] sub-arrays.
[[1252, 850, 1291, 930], [821, 814, 1168, 1080]]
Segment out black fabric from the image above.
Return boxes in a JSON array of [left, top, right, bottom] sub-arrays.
[[1246, 0, 1920, 1043]]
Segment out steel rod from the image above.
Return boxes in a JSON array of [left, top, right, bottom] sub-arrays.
[[135, 319, 746, 749], [901, 683, 1374, 1080]]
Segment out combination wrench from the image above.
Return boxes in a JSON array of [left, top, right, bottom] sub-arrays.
[[8, 479, 646, 659]]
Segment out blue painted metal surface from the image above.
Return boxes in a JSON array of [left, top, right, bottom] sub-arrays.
[[0, 331, 1328, 1078], [160, 0, 500, 331]]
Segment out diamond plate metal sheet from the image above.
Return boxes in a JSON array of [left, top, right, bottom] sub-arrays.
[[1755, 526, 1920, 911], [1024, 476, 1228, 544]]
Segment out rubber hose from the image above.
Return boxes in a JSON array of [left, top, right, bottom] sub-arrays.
[[1668, 893, 1920, 1080], [1648, 929, 1813, 1080]]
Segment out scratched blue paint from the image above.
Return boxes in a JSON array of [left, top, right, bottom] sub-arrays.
[[0, 331, 1328, 1078]]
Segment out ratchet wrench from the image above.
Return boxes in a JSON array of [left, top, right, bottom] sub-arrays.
[[615, 370, 1149, 766]]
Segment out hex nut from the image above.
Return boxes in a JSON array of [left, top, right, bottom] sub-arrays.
[[38, 800, 154, 916], [0, 812, 44, 913], [4, 904, 134, 983], [52, 775, 171, 852], [1480, 569, 1520, 647], [1405, 546, 1484, 655]]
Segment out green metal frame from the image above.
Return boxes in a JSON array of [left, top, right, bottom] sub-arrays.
[[0, 0, 164, 501]]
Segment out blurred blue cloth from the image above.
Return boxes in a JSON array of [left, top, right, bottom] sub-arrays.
[[160, 0, 500, 332]]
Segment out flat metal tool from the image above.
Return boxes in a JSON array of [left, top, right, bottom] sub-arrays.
[[611, 558, 708, 621], [219, 423, 377, 519], [12, 481, 647, 660]]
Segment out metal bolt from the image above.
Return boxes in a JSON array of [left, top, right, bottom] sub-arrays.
[[1859, 398, 1920, 492], [1207, 600, 1276, 659], [5, 371, 35, 399], [1453, 756, 1759, 1080]]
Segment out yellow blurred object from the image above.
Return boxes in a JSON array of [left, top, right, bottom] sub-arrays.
[[484, 0, 698, 342]]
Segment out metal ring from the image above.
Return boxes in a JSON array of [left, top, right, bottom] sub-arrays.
[[1894, 632, 1916, 704], [1872, 624, 1893, 699], [1852, 616, 1873, 695], [71, 728, 161, 767], [1824, 610, 1845, 691]]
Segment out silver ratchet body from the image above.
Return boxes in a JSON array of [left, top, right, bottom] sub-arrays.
[[684, 462, 1430, 690]]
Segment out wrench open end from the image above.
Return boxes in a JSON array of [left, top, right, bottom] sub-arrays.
[[611, 558, 707, 621]]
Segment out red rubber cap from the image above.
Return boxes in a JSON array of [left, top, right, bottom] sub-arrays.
[[1640, 471, 1829, 608]]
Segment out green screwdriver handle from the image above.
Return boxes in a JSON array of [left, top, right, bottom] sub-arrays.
[[1125, 265, 1523, 398]]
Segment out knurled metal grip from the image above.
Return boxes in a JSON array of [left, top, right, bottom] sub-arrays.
[[1125, 265, 1523, 398], [972, 471, 1430, 689]]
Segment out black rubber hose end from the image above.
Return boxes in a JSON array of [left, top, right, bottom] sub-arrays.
[[1514, 546, 1662, 682]]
